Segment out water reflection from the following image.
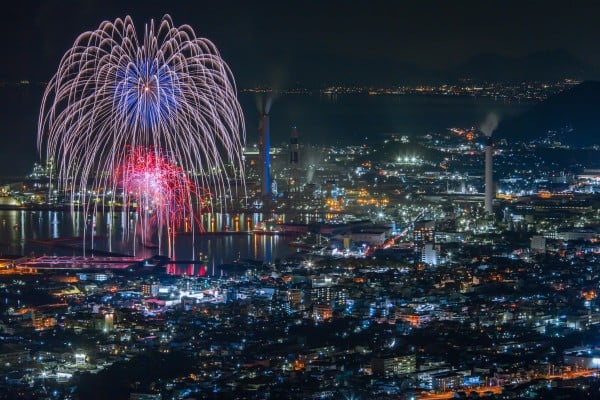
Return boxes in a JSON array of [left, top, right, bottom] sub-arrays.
[[198, 212, 268, 232], [165, 259, 270, 278], [0, 210, 293, 267]]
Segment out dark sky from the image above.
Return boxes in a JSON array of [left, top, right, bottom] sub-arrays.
[[1, 0, 600, 85], [1, 0, 600, 176]]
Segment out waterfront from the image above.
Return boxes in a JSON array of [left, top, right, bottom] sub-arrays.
[[0, 210, 294, 266]]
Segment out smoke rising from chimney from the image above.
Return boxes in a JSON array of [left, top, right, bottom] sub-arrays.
[[480, 113, 499, 137], [256, 93, 274, 115], [265, 95, 273, 114], [307, 165, 315, 183]]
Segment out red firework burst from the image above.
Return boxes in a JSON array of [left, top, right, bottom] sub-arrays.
[[119, 146, 210, 255]]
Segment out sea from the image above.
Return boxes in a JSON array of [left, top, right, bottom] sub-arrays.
[[0, 86, 533, 269], [1, 86, 531, 175], [239, 92, 530, 146]]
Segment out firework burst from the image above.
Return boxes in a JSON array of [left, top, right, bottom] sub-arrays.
[[119, 146, 209, 256], [38, 15, 245, 255]]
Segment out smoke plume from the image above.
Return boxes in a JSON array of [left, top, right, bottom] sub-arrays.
[[265, 95, 273, 114], [307, 165, 315, 184], [480, 113, 499, 137], [256, 93, 274, 114]]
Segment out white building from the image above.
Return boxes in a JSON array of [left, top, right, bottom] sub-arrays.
[[421, 243, 438, 266]]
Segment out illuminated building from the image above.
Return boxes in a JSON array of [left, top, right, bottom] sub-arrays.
[[310, 276, 334, 304], [287, 289, 304, 310], [432, 372, 463, 391], [313, 304, 333, 321], [33, 313, 57, 331], [421, 243, 439, 266], [141, 283, 160, 297], [372, 353, 416, 378], [74, 352, 87, 367], [413, 220, 435, 243], [94, 310, 114, 333]]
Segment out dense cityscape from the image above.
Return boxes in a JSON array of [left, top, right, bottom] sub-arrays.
[[3, 78, 600, 399], [2, 1, 600, 400]]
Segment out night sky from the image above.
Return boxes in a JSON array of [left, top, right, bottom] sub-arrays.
[[1, 0, 600, 176], [1, 0, 600, 85]]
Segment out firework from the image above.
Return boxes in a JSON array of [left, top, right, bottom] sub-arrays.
[[120, 146, 208, 257], [38, 15, 245, 255]]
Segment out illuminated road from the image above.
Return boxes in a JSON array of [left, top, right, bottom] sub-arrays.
[[418, 386, 502, 399], [547, 369, 597, 380], [417, 370, 598, 399]]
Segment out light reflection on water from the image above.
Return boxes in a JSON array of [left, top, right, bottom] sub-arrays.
[[0, 210, 293, 268]]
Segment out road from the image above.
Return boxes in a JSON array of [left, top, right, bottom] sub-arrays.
[[418, 369, 598, 399], [418, 386, 502, 399]]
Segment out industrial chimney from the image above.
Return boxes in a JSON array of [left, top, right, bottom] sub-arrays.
[[290, 126, 299, 164], [484, 136, 494, 214], [258, 112, 271, 198]]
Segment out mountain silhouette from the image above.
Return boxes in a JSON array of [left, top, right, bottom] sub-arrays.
[[497, 80, 600, 145], [451, 49, 597, 82]]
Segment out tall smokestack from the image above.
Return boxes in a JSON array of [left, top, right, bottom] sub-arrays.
[[484, 136, 494, 214], [289, 126, 299, 193], [480, 113, 499, 215], [258, 112, 271, 197], [290, 126, 299, 164]]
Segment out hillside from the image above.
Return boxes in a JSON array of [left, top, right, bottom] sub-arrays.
[[496, 81, 600, 145]]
